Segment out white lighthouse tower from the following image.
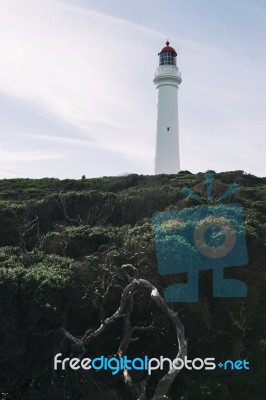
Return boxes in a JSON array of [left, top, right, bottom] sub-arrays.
[[154, 41, 182, 174]]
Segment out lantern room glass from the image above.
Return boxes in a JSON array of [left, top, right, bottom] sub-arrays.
[[159, 51, 176, 66]]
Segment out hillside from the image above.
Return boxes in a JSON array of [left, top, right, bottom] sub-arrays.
[[0, 170, 265, 400]]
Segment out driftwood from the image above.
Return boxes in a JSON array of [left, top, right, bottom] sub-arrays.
[[57, 264, 187, 400]]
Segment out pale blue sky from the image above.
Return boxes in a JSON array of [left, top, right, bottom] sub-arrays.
[[0, 0, 265, 178]]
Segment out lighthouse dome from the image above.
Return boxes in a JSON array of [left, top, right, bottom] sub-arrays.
[[159, 41, 177, 55]]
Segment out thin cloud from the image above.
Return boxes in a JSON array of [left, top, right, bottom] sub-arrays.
[[0, 0, 265, 177], [0, 0, 157, 160], [22, 133, 151, 164], [0, 149, 63, 162]]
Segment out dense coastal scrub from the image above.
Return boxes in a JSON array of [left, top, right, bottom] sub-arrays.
[[0, 171, 265, 399]]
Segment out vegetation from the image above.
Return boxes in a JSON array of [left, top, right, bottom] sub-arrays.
[[0, 171, 265, 399]]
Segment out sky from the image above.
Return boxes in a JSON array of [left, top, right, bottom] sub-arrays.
[[0, 0, 265, 179]]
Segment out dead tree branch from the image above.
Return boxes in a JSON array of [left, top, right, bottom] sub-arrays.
[[56, 264, 187, 400], [59, 193, 81, 225]]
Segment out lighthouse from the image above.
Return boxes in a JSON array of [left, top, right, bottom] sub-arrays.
[[154, 41, 182, 174]]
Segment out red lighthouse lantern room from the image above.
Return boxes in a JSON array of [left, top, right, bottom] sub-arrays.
[[158, 41, 177, 66]]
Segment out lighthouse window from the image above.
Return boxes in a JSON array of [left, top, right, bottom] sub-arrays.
[[159, 51, 176, 66]]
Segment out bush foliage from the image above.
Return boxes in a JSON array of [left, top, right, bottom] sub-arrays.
[[0, 171, 265, 399]]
